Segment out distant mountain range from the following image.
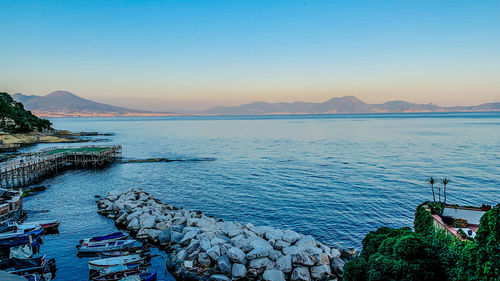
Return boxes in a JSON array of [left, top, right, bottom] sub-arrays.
[[11, 91, 500, 117], [12, 91, 173, 117], [201, 96, 500, 115]]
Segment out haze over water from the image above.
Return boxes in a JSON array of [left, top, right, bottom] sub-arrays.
[[23, 113, 499, 280]]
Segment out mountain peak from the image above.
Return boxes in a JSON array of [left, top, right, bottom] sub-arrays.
[[45, 91, 80, 98]]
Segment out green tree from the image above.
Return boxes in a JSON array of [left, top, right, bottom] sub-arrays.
[[441, 178, 450, 205], [429, 177, 436, 202], [0, 92, 51, 133]]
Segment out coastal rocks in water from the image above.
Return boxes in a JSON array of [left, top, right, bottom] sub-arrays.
[[97, 188, 345, 281]]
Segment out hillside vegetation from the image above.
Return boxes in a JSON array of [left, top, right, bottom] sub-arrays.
[[0, 92, 52, 133], [343, 203, 499, 281]]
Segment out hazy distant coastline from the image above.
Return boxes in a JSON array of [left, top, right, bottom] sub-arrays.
[[12, 91, 500, 117]]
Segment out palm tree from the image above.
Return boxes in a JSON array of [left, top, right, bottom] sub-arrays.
[[442, 177, 450, 205], [428, 177, 436, 202], [438, 180, 441, 203]]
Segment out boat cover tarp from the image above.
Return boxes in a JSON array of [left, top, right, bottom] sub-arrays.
[[92, 232, 125, 242], [9, 245, 32, 259]]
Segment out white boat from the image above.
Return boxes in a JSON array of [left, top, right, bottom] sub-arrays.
[[77, 240, 140, 253], [0, 223, 41, 240], [88, 254, 145, 271]]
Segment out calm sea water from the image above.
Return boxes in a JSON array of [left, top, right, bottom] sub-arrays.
[[22, 113, 499, 280]]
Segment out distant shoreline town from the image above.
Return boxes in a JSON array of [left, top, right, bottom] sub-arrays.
[[11, 91, 500, 118]]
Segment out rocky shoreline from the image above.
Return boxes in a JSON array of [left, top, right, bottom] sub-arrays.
[[98, 188, 352, 281]]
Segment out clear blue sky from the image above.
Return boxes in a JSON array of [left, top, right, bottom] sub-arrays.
[[1, 0, 499, 110]]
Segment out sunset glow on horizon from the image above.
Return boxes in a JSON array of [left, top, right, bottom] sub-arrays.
[[1, 0, 499, 111]]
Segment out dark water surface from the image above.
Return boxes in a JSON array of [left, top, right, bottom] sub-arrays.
[[22, 113, 500, 280]]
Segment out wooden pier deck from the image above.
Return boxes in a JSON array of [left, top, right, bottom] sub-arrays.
[[0, 145, 122, 189]]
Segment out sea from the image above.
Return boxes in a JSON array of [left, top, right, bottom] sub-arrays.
[[20, 112, 500, 280]]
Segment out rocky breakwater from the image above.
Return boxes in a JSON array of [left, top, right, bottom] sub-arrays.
[[97, 188, 348, 281]]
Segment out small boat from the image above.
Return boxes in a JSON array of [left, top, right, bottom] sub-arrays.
[[0, 229, 43, 248], [98, 246, 150, 258], [92, 268, 156, 281], [90, 262, 148, 280], [0, 256, 56, 280], [88, 254, 146, 271], [120, 271, 157, 281], [79, 232, 129, 245], [77, 240, 141, 254], [23, 220, 60, 234], [0, 223, 41, 240]]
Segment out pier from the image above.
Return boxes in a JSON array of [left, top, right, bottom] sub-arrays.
[[0, 145, 122, 189]]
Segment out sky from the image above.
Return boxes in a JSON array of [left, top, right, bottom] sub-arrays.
[[1, 0, 499, 111]]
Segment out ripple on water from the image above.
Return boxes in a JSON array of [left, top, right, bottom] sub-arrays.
[[21, 113, 500, 280]]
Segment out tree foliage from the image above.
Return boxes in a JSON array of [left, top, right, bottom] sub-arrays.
[[0, 92, 51, 133], [414, 203, 434, 236], [344, 204, 500, 281]]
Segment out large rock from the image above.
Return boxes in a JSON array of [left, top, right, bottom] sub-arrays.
[[291, 267, 311, 281], [217, 255, 232, 274], [268, 250, 282, 261], [198, 252, 212, 266], [265, 228, 284, 241], [143, 228, 161, 240], [330, 257, 345, 275], [170, 225, 184, 233], [156, 221, 171, 231], [295, 236, 316, 248], [171, 231, 184, 244], [282, 230, 301, 243], [249, 257, 270, 269], [291, 251, 314, 266], [207, 245, 221, 261], [330, 248, 341, 258], [128, 218, 140, 231], [247, 247, 271, 260], [275, 255, 292, 273], [232, 236, 252, 252], [139, 213, 156, 229], [263, 269, 285, 281], [247, 237, 273, 259], [158, 230, 171, 245], [282, 246, 302, 255], [274, 240, 290, 251], [232, 263, 247, 279], [200, 237, 212, 251], [126, 210, 141, 223], [220, 222, 244, 238], [310, 264, 331, 279], [186, 240, 200, 255], [180, 229, 200, 246], [227, 247, 246, 264], [212, 237, 228, 246]]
